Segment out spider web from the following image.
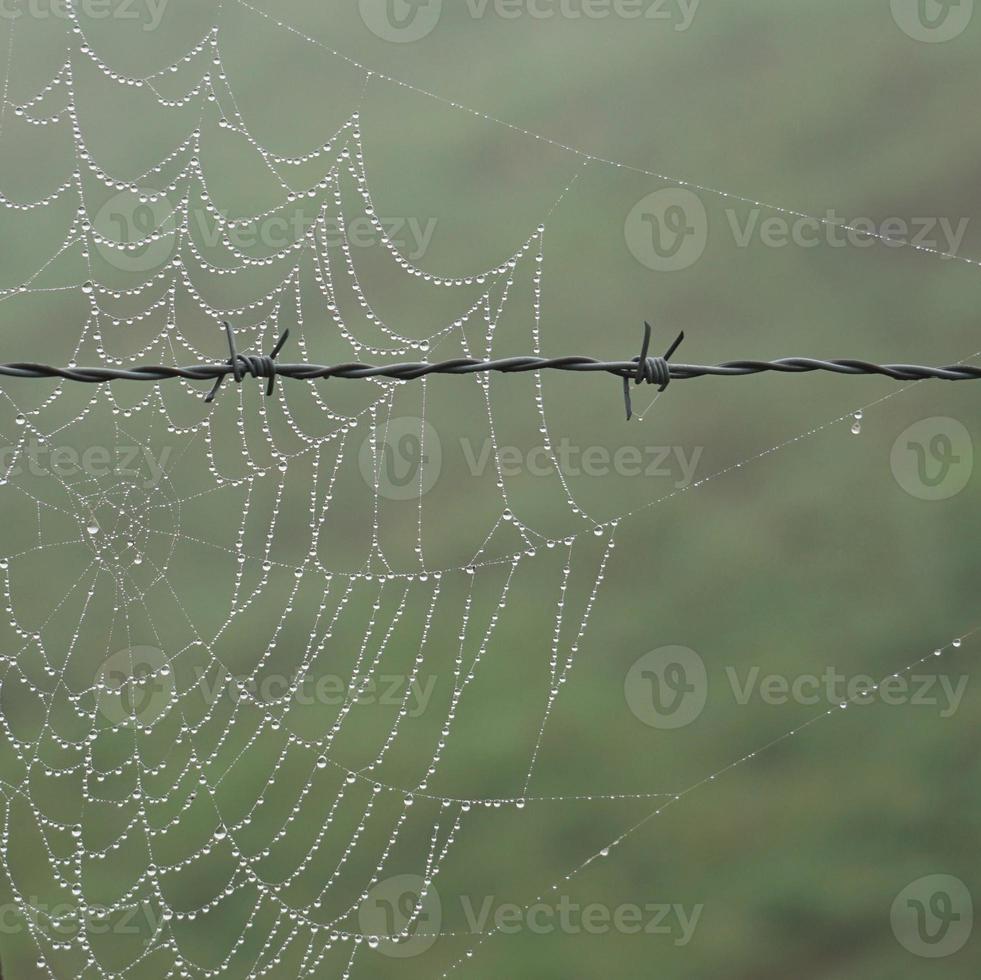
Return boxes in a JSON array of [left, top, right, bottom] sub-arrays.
[[0, 5, 974, 980], [0, 11, 629, 977]]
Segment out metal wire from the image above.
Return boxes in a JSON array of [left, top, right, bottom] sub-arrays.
[[1, 322, 978, 420]]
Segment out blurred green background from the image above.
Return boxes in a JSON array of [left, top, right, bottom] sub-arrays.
[[0, 0, 978, 977]]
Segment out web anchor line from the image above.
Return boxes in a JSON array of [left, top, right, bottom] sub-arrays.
[[1, 322, 979, 420]]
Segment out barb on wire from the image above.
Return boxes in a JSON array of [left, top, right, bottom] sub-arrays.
[[623, 321, 685, 421], [1, 322, 979, 419], [205, 321, 290, 403]]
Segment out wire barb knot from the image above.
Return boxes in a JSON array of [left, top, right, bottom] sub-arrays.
[[623, 321, 685, 420], [205, 322, 290, 404]]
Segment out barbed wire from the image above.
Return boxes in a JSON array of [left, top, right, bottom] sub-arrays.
[[1, 322, 978, 420]]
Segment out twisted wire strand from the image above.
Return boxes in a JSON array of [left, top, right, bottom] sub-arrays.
[[2, 358, 980, 383], [1, 321, 978, 419]]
